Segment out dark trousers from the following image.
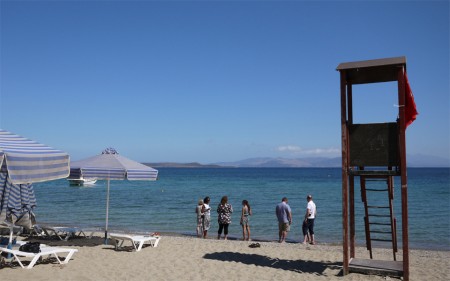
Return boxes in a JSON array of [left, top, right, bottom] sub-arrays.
[[302, 218, 315, 235], [218, 223, 229, 235]]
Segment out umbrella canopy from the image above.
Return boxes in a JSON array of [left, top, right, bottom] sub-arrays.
[[0, 129, 70, 250], [69, 148, 158, 181], [0, 129, 70, 184], [68, 148, 158, 243]]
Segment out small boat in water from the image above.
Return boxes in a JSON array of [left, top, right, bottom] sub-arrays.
[[67, 177, 97, 186]]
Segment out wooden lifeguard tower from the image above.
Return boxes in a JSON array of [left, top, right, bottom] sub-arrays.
[[337, 57, 410, 280]]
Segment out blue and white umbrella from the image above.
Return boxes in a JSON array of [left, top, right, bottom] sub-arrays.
[[0, 129, 70, 251], [69, 148, 158, 243], [0, 130, 69, 184]]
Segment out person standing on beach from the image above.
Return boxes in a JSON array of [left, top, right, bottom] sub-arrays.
[[302, 194, 317, 245], [275, 197, 292, 243], [240, 200, 252, 241], [202, 196, 211, 239], [195, 199, 204, 237], [217, 196, 233, 240]]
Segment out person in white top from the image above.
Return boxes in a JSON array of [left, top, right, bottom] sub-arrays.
[[202, 196, 211, 239], [195, 199, 204, 237], [302, 194, 317, 245]]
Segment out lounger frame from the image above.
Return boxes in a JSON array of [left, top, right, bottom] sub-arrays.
[[109, 233, 160, 251], [0, 246, 78, 269]]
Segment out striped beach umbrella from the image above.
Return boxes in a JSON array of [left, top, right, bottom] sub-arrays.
[[0, 130, 70, 184], [69, 148, 158, 243], [0, 129, 70, 251]]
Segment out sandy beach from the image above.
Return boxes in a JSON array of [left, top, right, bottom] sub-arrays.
[[1, 234, 449, 281]]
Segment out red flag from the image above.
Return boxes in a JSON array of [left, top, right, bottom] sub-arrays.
[[404, 72, 418, 128]]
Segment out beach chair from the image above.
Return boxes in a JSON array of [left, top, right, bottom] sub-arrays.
[[36, 225, 93, 241], [109, 233, 160, 252], [0, 225, 23, 236], [0, 245, 78, 269]]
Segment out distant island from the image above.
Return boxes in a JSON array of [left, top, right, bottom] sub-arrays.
[[214, 157, 342, 168], [143, 162, 224, 168], [144, 155, 450, 168]]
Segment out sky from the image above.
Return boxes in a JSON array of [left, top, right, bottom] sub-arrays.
[[0, 0, 449, 164]]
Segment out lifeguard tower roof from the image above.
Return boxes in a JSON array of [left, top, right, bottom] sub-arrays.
[[336, 56, 406, 84]]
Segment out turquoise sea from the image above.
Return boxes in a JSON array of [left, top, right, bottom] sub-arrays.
[[32, 168, 449, 250]]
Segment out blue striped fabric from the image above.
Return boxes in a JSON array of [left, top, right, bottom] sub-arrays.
[[0, 171, 36, 226], [0, 172, 11, 222], [80, 168, 127, 180], [126, 169, 159, 180], [0, 130, 70, 184], [69, 152, 158, 181]]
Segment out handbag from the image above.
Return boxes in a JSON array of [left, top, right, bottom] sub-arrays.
[[19, 242, 41, 253]]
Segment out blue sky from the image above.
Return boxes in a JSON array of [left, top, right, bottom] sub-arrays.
[[1, 0, 449, 163]]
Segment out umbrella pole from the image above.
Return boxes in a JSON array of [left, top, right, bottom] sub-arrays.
[[104, 178, 110, 245], [7, 225, 14, 259]]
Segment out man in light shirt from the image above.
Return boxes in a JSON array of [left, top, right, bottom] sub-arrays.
[[302, 194, 317, 245]]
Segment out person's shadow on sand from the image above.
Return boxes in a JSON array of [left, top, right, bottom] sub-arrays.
[[203, 251, 342, 275]]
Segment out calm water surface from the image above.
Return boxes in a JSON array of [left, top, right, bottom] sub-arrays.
[[33, 168, 449, 250]]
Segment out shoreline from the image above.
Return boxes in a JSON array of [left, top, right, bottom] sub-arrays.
[[2, 233, 449, 281], [72, 228, 450, 252], [32, 222, 450, 252]]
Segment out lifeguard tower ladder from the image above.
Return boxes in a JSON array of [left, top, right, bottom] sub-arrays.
[[337, 57, 410, 280]]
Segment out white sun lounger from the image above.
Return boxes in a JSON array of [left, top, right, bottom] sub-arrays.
[[109, 233, 160, 251], [0, 246, 78, 269]]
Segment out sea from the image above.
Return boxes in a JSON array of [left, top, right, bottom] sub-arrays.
[[32, 168, 449, 251]]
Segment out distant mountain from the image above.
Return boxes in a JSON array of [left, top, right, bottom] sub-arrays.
[[406, 154, 450, 167], [214, 155, 449, 168], [143, 162, 223, 168], [144, 155, 449, 168], [214, 157, 342, 168]]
